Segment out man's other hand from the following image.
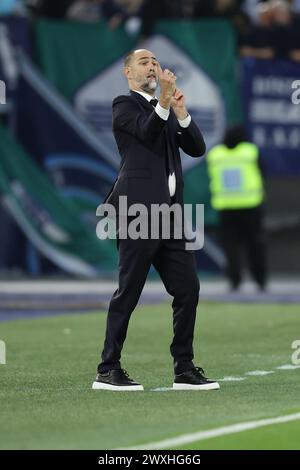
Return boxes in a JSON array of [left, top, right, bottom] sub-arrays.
[[171, 88, 188, 120]]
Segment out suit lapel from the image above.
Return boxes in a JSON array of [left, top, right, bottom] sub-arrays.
[[130, 90, 154, 112], [130, 90, 182, 177]]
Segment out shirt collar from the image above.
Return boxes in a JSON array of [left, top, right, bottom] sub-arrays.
[[132, 89, 157, 102]]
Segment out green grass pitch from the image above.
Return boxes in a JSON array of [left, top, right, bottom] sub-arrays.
[[0, 302, 299, 449]]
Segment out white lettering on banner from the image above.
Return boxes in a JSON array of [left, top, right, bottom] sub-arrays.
[[0, 80, 6, 105], [253, 126, 300, 149], [291, 80, 300, 104], [252, 76, 296, 96], [250, 99, 300, 124]]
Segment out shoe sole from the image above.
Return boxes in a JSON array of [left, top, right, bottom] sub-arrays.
[[92, 382, 144, 391], [172, 382, 220, 391]]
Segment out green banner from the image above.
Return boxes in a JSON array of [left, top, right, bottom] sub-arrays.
[[35, 19, 135, 100], [0, 125, 116, 276]]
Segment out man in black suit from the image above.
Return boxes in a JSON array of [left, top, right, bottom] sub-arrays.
[[93, 49, 219, 391]]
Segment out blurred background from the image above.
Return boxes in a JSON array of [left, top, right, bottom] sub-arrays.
[[0, 0, 299, 293]]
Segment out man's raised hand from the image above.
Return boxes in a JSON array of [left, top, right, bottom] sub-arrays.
[[158, 66, 177, 109]]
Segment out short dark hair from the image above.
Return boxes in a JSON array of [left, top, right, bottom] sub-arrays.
[[124, 51, 136, 67]]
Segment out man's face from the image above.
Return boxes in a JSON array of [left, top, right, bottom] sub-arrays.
[[125, 50, 159, 94]]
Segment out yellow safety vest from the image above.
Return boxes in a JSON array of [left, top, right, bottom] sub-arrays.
[[206, 142, 264, 210]]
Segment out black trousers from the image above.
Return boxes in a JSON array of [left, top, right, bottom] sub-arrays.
[[98, 216, 200, 375], [219, 205, 267, 289]]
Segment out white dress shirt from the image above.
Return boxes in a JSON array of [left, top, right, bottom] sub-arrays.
[[133, 89, 191, 197]]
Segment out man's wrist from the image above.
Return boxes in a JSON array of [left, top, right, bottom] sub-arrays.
[[174, 109, 188, 120], [178, 113, 191, 128], [155, 103, 170, 121], [159, 96, 172, 109]]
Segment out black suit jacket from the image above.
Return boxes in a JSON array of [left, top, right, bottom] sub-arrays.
[[103, 90, 206, 211]]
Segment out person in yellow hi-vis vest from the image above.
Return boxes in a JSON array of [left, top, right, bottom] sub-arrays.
[[207, 125, 267, 291]]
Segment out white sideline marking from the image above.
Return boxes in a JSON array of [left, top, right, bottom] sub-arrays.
[[124, 412, 300, 450], [245, 370, 274, 376], [150, 387, 174, 392], [218, 376, 246, 382], [276, 364, 300, 370], [150, 364, 299, 390]]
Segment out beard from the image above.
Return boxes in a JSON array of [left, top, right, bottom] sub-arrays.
[[148, 79, 157, 90], [139, 77, 157, 94]]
